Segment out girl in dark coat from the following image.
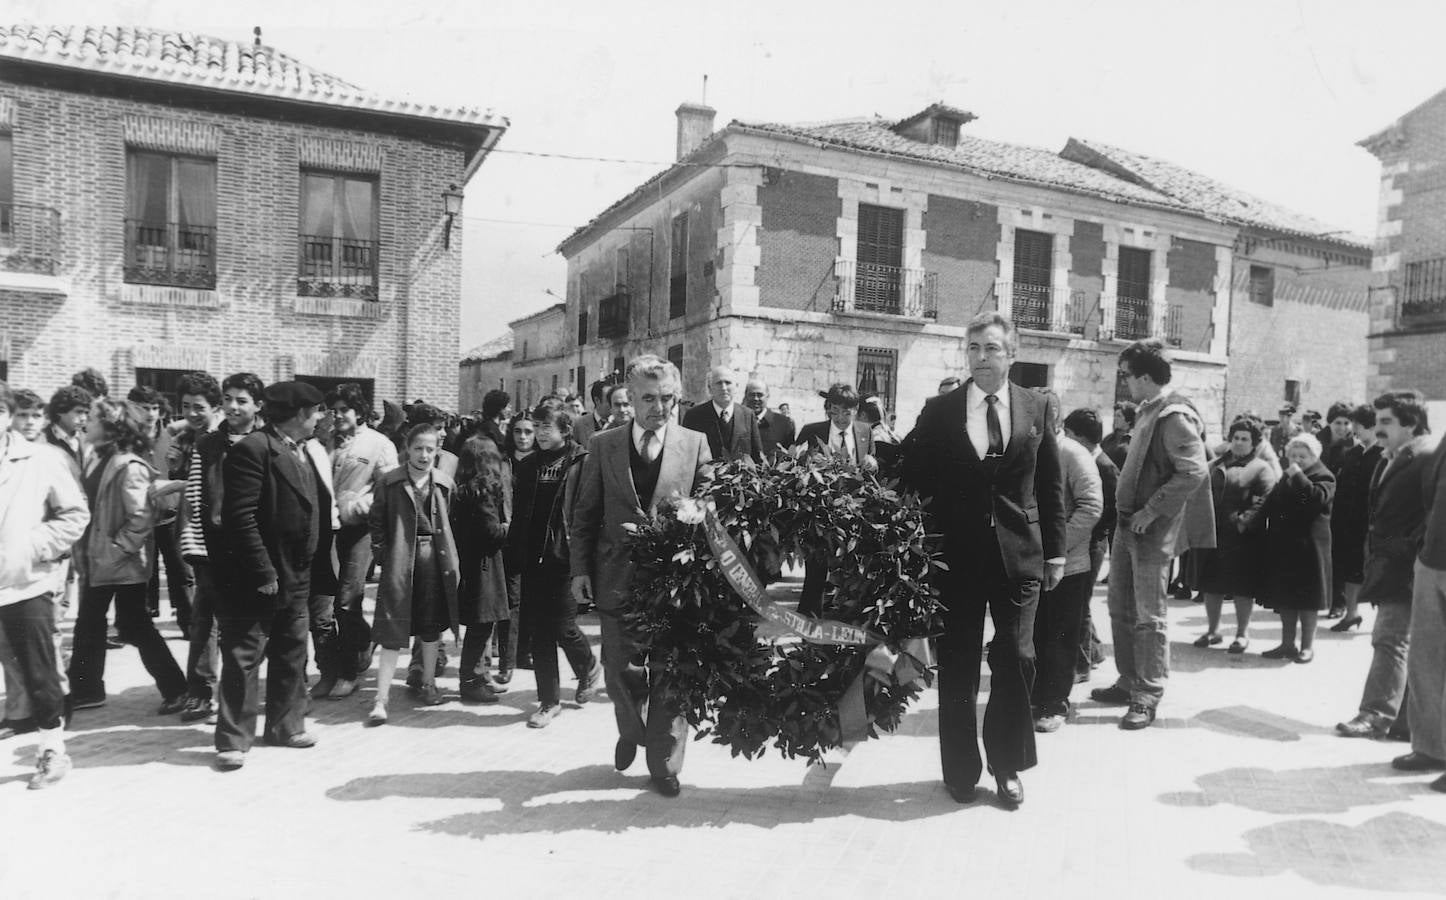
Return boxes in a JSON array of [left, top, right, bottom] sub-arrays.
[[1329, 405, 1384, 631], [1260, 434, 1336, 664], [367, 424, 460, 721], [511, 406, 600, 728], [1193, 419, 1277, 653], [452, 435, 512, 703]]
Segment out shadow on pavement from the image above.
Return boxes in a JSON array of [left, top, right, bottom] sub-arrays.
[[1158, 761, 1438, 814], [1071, 704, 1326, 741], [1187, 812, 1446, 893], [10, 721, 214, 769], [326, 765, 964, 838]]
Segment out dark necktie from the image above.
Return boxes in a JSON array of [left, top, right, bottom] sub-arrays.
[[985, 394, 1004, 458]]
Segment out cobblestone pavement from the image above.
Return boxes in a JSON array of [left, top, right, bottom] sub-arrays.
[[3, 582, 1446, 900]]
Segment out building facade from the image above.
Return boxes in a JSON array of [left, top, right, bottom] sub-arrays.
[[1361, 89, 1446, 409], [552, 103, 1368, 435], [0, 26, 506, 409], [459, 331, 512, 414]]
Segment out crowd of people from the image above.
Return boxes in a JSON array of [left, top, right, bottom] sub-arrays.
[[2, 314, 1445, 808]]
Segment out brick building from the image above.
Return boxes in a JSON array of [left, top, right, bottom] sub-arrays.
[[1360, 89, 1446, 411], [0, 26, 506, 409], [554, 102, 1369, 435]]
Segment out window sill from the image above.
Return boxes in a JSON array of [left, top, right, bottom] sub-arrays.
[[0, 269, 69, 296], [830, 307, 936, 324], [292, 295, 384, 319], [118, 283, 220, 308]]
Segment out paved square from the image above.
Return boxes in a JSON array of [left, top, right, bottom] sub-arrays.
[[3, 584, 1445, 900]]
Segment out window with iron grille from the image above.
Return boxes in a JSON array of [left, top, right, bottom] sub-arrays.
[[1403, 258, 1446, 317], [1012, 229, 1053, 329], [1116, 247, 1152, 339], [1248, 265, 1274, 306], [932, 118, 960, 147], [669, 213, 688, 319], [125, 150, 217, 289], [134, 367, 195, 414], [0, 134, 11, 235], [856, 347, 898, 414], [298, 171, 379, 300], [856, 204, 905, 313], [577, 310, 589, 346]]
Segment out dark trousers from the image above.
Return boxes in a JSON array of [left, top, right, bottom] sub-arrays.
[[522, 567, 596, 707], [70, 582, 186, 701], [0, 593, 64, 730], [215, 582, 310, 753], [1032, 570, 1094, 713], [1078, 538, 1108, 674], [147, 522, 194, 629], [598, 606, 686, 777], [460, 622, 496, 688], [498, 567, 525, 669], [937, 536, 1039, 789], [799, 554, 827, 617], [328, 525, 374, 679], [185, 560, 221, 700], [307, 589, 336, 681]]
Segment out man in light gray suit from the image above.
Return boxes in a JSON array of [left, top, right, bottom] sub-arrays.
[[570, 355, 711, 798]]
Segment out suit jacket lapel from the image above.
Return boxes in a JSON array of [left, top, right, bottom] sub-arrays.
[[655, 426, 690, 512], [952, 382, 981, 464], [268, 433, 312, 507], [851, 421, 870, 465], [1001, 383, 1034, 465], [608, 429, 642, 512]]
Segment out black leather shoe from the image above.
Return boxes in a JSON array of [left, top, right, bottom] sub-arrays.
[[993, 772, 1023, 809], [945, 783, 978, 804], [614, 740, 637, 772], [652, 775, 681, 797], [1090, 685, 1130, 705], [1120, 703, 1156, 730], [1392, 752, 1446, 772]]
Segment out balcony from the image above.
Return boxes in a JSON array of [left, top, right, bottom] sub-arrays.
[[597, 290, 630, 340], [1106, 294, 1152, 342], [297, 234, 378, 301], [0, 202, 62, 277], [832, 258, 938, 319], [125, 219, 216, 290], [1401, 257, 1446, 326], [997, 281, 1087, 333]]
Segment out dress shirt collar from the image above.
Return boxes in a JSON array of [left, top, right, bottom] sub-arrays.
[[967, 381, 1010, 412], [632, 421, 667, 452], [713, 402, 732, 420]]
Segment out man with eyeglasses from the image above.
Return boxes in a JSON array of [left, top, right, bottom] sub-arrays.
[[1090, 339, 1213, 731], [570, 355, 710, 799]]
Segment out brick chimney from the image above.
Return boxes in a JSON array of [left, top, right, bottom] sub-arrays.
[[675, 102, 716, 161]]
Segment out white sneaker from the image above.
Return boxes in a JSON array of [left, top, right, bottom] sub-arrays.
[[28, 750, 72, 790], [527, 704, 560, 728]]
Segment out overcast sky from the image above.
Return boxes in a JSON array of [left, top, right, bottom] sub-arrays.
[[29, 0, 1446, 351]]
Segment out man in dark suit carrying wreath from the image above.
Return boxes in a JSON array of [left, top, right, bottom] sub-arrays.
[[900, 312, 1066, 809]]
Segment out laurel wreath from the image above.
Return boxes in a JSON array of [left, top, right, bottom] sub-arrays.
[[623, 449, 947, 764]]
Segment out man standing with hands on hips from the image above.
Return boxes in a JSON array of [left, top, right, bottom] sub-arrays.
[[901, 312, 1066, 809], [570, 355, 711, 798]]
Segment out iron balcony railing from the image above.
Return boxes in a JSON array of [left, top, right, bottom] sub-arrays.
[[996, 281, 1087, 333], [125, 219, 216, 289], [1114, 293, 1152, 341], [833, 258, 938, 319], [0, 201, 62, 276], [1164, 304, 1184, 347], [597, 290, 630, 340], [1402, 257, 1446, 322], [297, 233, 379, 300]]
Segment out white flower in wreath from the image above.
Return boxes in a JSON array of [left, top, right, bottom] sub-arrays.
[[673, 496, 707, 526]]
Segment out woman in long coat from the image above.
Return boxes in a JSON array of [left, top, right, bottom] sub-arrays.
[[1193, 418, 1278, 653], [367, 424, 460, 721], [451, 434, 512, 703], [1260, 434, 1336, 664], [1328, 405, 1384, 631]]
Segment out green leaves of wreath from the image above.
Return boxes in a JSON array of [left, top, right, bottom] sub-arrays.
[[625, 449, 947, 764]]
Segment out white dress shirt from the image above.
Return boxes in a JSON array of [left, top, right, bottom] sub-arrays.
[[632, 421, 668, 459], [966, 381, 1012, 459], [713, 402, 732, 424]]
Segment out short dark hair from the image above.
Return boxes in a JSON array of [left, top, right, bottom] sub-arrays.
[[71, 367, 108, 399], [1326, 401, 1354, 423], [1347, 404, 1376, 429], [325, 382, 374, 421], [605, 383, 630, 406], [1118, 338, 1173, 385], [0, 381, 13, 414], [1372, 390, 1430, 435], [47, 385, 93, 420], [563, 393, 582, 405], [589, 380, 608, 405], [532, 404, 574, 437], [404, 423, 441, 447], [408, 403, 445, 427], [1062, 408, 1103, 445], [221, 372, 266, 403], [91, 399, 154, 456], [481, 389, 510, 420], [178, 372, 222, 407], [1227, 418, 1263, 446], [127, 385, 162, 405], [1114, 400, 1138, 427], [12, 387, 43, 412], [821, 382, 859, 409]]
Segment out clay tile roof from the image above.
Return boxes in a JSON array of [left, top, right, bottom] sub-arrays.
[[0, 25, 506, 129], [460, 331, 513, 365], [733, 117, 1187, 210], [1060, 138, 1370, 249]]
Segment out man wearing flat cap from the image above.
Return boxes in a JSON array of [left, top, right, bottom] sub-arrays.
[[214, 381, 338, 770]]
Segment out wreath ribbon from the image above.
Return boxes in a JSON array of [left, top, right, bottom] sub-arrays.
[[701, 504, 934, 743]]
